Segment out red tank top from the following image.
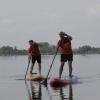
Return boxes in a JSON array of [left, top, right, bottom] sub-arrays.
[[58, 39, 73, 54], [28, 43, 41, 56]]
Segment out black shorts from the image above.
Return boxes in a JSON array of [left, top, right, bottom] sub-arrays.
[[32, 55, 41, 64], [61, 54, 73, 62]]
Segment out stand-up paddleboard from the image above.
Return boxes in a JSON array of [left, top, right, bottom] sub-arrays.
[[50, 75, 78, 88], [26, 74, 44, 81]]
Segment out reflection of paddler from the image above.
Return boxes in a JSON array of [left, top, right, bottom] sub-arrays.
[[59, 84, 73, 100], [68, 85, 73, 100], [25, 81, 42, 100], [30, 82, 42, 100], [59, 88, 65, 100]]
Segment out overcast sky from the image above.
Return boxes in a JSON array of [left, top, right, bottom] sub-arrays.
[[0, 0, 100, 49]]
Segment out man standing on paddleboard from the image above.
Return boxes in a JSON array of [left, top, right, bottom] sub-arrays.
[[58, 32, 73, 78], [28, 40, 41, 76]]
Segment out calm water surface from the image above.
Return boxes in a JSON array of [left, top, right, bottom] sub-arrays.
[[0, 55, 100, 100]]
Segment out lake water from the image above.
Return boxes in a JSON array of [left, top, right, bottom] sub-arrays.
[[0, 55, 100, 100]]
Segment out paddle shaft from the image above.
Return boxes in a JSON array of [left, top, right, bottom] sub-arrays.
[[25, 56, 31, 79], [46, 46, 59, 79]]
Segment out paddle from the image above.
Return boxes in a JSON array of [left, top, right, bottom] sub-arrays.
[[42, 46, 59, 86], [25, 56, 31, 79]]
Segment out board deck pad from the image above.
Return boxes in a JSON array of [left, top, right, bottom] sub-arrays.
[[49, 75, 78, 88], [26, 74, 45, 81]]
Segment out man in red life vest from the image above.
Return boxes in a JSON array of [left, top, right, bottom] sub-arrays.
[[58, 32, 73, 78], [28, 40, 41, 75]]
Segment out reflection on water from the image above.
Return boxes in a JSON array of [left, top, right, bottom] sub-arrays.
[[25, 81, 42, 100], [56, 85, 73, 100], [25, 80, 74, 100], [0, 55, 100, 100], [25, 81, 53, 100]]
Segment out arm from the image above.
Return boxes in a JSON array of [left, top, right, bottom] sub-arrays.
[[64, 33, 72, 40], [58, 40, 63, 48], [28, 47, 32, 59], [28, 53, 32, 60]]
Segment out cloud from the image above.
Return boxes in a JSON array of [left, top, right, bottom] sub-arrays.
[[87, 4, 100, 16]]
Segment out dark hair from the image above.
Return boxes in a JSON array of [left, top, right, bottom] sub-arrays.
[[59, 31, 65, 35], [29, 40, 33, 43]]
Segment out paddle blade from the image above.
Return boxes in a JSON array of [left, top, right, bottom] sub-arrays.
[[41, 78, 48, 86]]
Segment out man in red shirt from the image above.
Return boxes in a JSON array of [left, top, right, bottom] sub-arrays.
[[58, 32, 73, 78], [28, 40, 41, 75]]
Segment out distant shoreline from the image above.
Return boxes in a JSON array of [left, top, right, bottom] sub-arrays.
[[0, 43, 100, 56]]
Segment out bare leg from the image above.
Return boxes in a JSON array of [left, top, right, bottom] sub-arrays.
[[59, 62, 65, 78], [68, 61, 73, 77], [30, 63, 35, 75], [38, 63, 41, 75]]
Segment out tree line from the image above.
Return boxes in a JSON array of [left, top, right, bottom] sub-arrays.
[[0, 42, 56, 56], [74, 45, 100, 54], [0, 43, 100, 56]]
